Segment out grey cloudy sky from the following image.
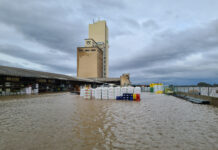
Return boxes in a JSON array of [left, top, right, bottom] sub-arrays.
[[0, 0, 218, 85]]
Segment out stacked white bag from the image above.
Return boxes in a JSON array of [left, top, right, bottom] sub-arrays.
[[25, 87, 32, 95], [80, 88, 85, 97], [121, 87, 127, 96], [102, 87, 108, 99], [95, 87, 102, 99], [92, 88, 95, 99], [84, 88, 91, 99], [108, 87, 115, 99], [115, 87, 121, 98], [134, 87, 141, 94], [127, 86, 134, 94]]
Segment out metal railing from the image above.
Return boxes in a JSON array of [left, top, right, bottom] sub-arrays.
[[174, 86, 218, 98]]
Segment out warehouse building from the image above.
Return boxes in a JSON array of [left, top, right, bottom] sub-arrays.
[[0, 65, 101, 96], [0, 65, 124, 96]]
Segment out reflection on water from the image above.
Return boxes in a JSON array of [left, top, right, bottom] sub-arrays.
[[0, 93, 218, 150]]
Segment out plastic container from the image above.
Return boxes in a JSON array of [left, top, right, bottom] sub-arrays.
[[95, 88, 102, 99], [136, 94, 140, 101], [102, 87, 108, 100]]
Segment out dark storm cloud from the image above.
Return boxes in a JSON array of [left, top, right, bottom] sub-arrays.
[[79, 0, 125, 17], [0, 44, 75, 74], [111, 19, 218, 71], [142, 19, 159, 30], [0, 0, 86, 53], [0, 0, 218, 84], [122, 18, 140, 28]]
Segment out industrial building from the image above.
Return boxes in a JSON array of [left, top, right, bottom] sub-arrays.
[[77, 39, 103, 78], [77, 20, 109, 78], [77, 20, 131, 86], [89, 20, 109, 77]]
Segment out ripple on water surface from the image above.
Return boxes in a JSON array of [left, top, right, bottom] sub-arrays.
[[0, 92, 218, 150]]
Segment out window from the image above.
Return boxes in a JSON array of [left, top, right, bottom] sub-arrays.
[[91, 49, 96, 51]]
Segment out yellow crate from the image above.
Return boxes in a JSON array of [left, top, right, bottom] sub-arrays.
[[155, 91, 163, 94], [133, 94, 137, 100]]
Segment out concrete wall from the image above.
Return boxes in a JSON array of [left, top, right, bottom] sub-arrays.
[[77, 47, 103, 78]]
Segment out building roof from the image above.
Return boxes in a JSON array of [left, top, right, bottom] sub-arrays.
[[0, 65, 98, 83], [89, 78, 120, 83]]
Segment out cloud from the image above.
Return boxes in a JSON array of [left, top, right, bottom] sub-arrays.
[[0, 0, 86, 53], [111, 19, 218, 71], [142, 19, 159, 30], [0, 44, 75, 74], [0, 0, 218, 84]]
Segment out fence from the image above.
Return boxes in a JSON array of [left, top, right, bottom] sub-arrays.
[[174, 86, 218, 98]]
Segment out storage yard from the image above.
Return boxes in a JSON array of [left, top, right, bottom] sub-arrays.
[[80, 87, 141, 101]]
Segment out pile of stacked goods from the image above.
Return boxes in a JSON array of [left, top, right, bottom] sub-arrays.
[[121, 87, 127, 96], [79, 86, 141, 101], [95, 87, 102, 99], [149, 83, 164, 94], [115, 87, 121, 98], [102, 87, 108, 99], [80, 88, 85, 97], [91, 88, 95, 99], [84, 88, 91, 99], [108, 87, 115, 99], [116, 87, 141, 101]]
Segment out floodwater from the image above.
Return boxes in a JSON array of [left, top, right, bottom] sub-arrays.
[[0, 93, 218, 150]]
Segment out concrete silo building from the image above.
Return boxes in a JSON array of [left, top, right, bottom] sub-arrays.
[[89, 20, 109, 78], [77, 20, 109, 78]]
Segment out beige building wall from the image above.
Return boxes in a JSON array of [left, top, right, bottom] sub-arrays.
[[120, 74, 130, 86], [89, 20, 109, 77], [77, 47, 103, 78]]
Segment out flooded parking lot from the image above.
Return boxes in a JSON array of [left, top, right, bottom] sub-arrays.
[[0, 92, 218, 150]]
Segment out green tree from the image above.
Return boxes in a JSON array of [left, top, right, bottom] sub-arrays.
[[197, 82, 211, 87]]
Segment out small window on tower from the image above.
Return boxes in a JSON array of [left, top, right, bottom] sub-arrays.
[[86, 41, 91, 45]]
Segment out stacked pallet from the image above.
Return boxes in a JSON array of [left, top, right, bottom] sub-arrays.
[[108, 87, 115, 99], [127, 86, 134, 94], [80, 88, 85, 97], [91, 88, 95, 99], [95, 87, 102, 99], [84, 88, 91, 99], [115, 87, 121, 98], [102, 87, 108, 99], [121, 87, 127, 96], [134, 87, 141, 94]]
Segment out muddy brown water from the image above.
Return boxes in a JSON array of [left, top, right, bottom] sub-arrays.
[[0, 92, 218, 150]]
